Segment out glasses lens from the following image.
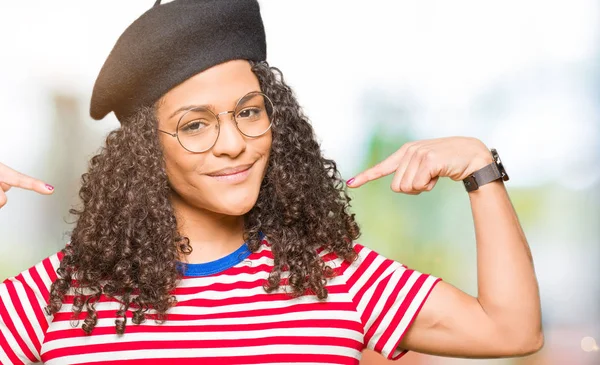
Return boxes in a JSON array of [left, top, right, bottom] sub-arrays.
[[177, 107, 219, 152], [234, 92, 273, 137]]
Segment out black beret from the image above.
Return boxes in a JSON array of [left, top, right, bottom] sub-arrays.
[[90, 0, 267, 123]]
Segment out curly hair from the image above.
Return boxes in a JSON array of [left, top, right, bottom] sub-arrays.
[[45, 60, 361, 335]]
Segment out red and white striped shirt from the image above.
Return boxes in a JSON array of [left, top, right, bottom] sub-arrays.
[[0, 236, 441, 364]]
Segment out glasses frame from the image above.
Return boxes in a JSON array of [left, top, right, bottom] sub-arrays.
[[157, 91, 274, 153]]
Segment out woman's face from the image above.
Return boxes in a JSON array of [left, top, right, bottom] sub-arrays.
[[155, 60, 272, 216]]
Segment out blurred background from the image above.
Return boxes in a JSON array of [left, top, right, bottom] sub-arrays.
[[0, 0, 598, 364]]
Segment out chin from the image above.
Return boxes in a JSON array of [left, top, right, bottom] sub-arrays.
[[207, 183, 261, 215], [205, 165, 265, 216], [216, 197, 258, 216]]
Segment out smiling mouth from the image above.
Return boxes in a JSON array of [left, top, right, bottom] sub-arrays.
[[206, 164, 253, 183], [207, 163, 254, 177]]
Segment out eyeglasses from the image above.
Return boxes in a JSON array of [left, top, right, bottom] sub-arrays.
[[157, 91, 274, 153]]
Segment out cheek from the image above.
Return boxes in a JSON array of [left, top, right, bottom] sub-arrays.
[[255, 133, 272, 177], [161, 140, 206, 190], [264, 129, 273, 151], [259, 130, 273, 157]]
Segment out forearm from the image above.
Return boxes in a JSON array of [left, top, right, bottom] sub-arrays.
[[468, 176, 543, 346]]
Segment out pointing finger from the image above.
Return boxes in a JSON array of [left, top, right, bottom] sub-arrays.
[[0, 163, 54, 195], [348, 159, 398, 188], [347, 142, 415, 188]]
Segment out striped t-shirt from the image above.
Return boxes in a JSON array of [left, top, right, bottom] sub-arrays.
[[0, 235, 441, 364]]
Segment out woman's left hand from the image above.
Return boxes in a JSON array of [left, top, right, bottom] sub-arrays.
[[346, 136, 494, 194]]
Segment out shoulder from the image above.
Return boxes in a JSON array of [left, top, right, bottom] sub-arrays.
[[2, 248, 64, 301], [319, 241, 406, 272], [0, 248, 65, 363]]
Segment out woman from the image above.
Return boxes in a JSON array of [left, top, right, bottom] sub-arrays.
[[0, 0, 543, 364]]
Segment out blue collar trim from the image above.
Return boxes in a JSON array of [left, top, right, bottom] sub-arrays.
[[176, 231, 263, 277]]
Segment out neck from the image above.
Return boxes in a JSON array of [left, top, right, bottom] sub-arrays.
[[170, 192, 246, 264]]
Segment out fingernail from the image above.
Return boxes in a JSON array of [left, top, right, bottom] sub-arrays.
[[45, 184, 54, 191], [346, 178, 355, 186]]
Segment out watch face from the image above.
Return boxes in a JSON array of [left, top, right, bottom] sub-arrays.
[[491, 148, 509, 181]]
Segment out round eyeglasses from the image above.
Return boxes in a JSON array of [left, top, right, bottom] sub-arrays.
[[158, 91, 274, 153]]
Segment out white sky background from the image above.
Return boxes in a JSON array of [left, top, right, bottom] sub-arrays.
[[0, 0, 598, 188]]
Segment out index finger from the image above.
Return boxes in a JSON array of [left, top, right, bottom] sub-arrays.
[[347, 141, 418, 188], [0, 162, 54, 195], [347, 148, 410, 188]]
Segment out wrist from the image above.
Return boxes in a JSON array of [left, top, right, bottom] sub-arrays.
[[463, 148, 509, 193], [469, 149, 494, 174]]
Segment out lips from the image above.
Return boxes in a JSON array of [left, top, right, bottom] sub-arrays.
[[206, 163, 254, 177]]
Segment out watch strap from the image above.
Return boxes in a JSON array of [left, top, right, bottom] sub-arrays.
[[463, 162, 502, 192]]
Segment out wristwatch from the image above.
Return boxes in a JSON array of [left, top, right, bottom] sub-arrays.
[[462, 148, 509, 192]]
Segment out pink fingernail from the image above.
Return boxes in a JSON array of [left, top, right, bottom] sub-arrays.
[[346, 178, 355, 186], [45, 184, 54, 191]]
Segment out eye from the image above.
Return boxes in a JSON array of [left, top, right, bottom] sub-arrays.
[[180, 120, 209, 133], [237, 107, 262, 119]]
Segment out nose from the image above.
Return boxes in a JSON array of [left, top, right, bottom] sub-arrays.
[[211, 111, 246, 158]]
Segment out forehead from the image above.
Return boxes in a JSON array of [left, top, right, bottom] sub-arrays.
[[157, 60, 261, 123]]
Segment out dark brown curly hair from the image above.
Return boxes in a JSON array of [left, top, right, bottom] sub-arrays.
[[45, 60, 361, 335]]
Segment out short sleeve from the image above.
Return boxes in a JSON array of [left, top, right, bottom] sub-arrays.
[[0, 252, 62, 364], [347, 243, 442, 360]]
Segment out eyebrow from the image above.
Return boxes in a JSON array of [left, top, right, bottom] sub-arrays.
[[167, 90, 263, 120], [168, 103, 216, 120]]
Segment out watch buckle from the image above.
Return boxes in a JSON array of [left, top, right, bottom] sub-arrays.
[[463, 175, 478, 192]]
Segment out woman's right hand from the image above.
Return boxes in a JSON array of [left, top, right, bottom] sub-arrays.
[[0, 162, 54, 209]]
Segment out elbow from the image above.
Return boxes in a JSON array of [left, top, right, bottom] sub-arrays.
[[492, 312, 544, 357], [494, 318, 544, 357], [528, 331, 545, 355], [511, 331, 544, 357]]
